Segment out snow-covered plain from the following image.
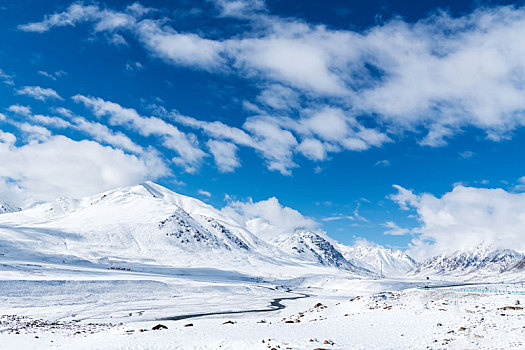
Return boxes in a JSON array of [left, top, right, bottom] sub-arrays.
[[1, 183, 524, 349]]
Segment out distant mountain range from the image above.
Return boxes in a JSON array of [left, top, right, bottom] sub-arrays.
[[411, 244, 525, 279], [1, 182, 523, 280]]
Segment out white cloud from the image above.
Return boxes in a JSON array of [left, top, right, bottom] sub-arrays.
[[175, 114, 255, 147], [0, 134, 169, 206], [256, 84, 300, 111], [71, 117, 144, 154], [73, 95, 206, 172], [206, 139, 240, 173], [125, 61, 143, 71], [18, 123, 52, 142], [243, 116, 298, 175], [322, 215, 353, 222], [197, 189, 212, 197], [31, 114, 72, 128], [296, 138, 326, 161], [51, 107, 75, 118], [389, 184, 418, 210], [222, 196, 318, 241], [21, 3, 525, 171], [459, 150, 476, 159], [38, 70, 67, 80], [136, 20, 224, 70], [375, 159, 391, 167], [0, 69, 14, 85], [7, 104, 31, 116], [213, 0, 266, 18], [17, 3, 141, 33], [16, 86, 63, 101], [391, 185, 525, 260], [383, 221, 410, 236]]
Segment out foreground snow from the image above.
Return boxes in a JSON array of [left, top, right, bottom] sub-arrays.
[[0, 260, 524, 349]]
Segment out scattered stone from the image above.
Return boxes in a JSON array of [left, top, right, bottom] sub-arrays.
[[152, 324, 168, 331], [458, 327, 467, 331], [501, 306, 523, 310], [323, 339, 334, 345]]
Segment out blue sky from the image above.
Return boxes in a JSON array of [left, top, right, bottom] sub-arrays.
[[2, 0, 525, 257]]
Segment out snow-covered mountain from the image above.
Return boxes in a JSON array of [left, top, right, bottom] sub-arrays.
[[0, 182, 369, 277], [0, 201, 20, 214], [274, 229, 370, 274], [337, 243, 417, 277], [412, 244, 524, 278]]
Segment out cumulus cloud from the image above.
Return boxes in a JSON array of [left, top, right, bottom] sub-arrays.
[[0, 133, 168, 206], [222, 196, 318, 241], [390, 185, 525, 260], [16, 86, 63, 101]]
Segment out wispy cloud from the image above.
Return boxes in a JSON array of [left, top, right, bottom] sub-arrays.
[[38, 70, 67, 81], [197, 189, 212, 197], [16, 86, 63, 101], [73, 94, 206, 172]]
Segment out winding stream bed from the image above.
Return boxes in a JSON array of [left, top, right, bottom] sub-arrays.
[[159, 292, 310, 322]]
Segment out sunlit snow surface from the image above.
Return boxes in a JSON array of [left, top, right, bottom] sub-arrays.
[[0, 183, 524, 349]]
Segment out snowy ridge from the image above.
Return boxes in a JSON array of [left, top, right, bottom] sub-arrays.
[[337, 243, 417, 277], [0, 182, 368, 277], [274, 229, 371, 274], [0, 201, 21, 214], [412, 244, 524, 278]]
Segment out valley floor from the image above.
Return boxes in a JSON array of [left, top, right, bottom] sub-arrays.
[[0, 261, 524, 349]]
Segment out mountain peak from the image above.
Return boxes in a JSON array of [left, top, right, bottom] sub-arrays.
[[0, 201, 21, 214]]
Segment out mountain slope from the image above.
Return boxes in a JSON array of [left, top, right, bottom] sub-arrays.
[[412, 244, 524, 278], [0, 201, 20, 214], [274, 229, 370, 274], [337, 243, 417, 277], [0, 182, 368, 277]]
